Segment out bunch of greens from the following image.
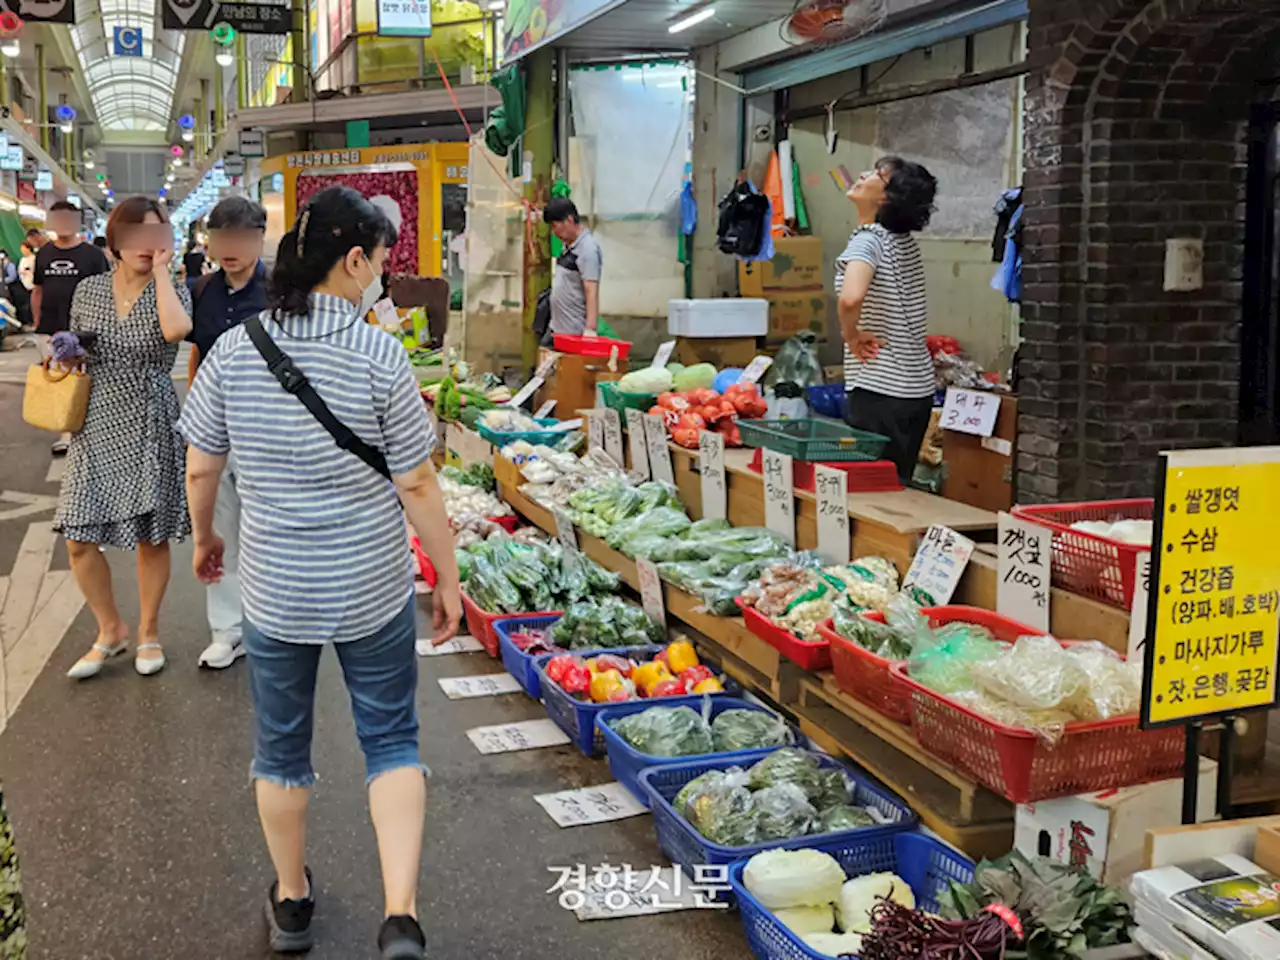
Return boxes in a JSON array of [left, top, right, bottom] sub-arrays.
[[461, 539, 619, 614], [608, 706, 790, 757], [440, 461, 495, 492], [550, 596, 665, 650], [941, 851, 1131, 959]]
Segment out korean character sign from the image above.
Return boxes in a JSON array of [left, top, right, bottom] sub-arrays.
[[997, 512, 1051, 633], [902, 524, 976, 606], [1142, 446, 1280, 729], [546, 863, 730, 917]]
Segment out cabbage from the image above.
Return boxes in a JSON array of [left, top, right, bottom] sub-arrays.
[[801, 932, 865, 958], [617, 367, 674, 394], [774, 904, 836, 937], [743, 848, 846, 910], [672, 362, 718, 392], [837, 872, 914, 933]]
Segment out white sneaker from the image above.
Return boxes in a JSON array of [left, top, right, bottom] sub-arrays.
[[199, 638, 245, 670]]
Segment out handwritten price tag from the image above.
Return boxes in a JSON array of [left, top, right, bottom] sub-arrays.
[[815, 465, 850, 565], [602, 408, 624, 467], [762, 448, 795, 546], [903, 524, 975, 606], [636, 558, 667, 630], [437, 673, 523, 699], [553, 507, 579, 552], [373, 298, 400, 332], [587, 411, 605, 453], [643, 413, 675, 485], [941, 387, 1001, 438], [416, 635, 485, 656], [698, 430, 727, 521], [651, 339, 676, 370], [1128, 550, 1152, 659], [467, 719, 570, 754], [534, 398, 557, 418], [996, 512, 1051, 633], [626, 408, 650, 478], [739, 355, 774, 387], [534, 782, 648, 828]]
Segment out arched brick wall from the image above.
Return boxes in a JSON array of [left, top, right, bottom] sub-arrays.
[[1018, 0, 1280, 501]]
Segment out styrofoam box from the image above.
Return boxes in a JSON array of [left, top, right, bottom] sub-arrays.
[[667, 299, 768, 338]]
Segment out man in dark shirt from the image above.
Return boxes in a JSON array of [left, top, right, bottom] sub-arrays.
[[187, 196, 268, 671]]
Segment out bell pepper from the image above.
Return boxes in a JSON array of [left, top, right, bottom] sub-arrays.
[[592, 654, 633, 677], [679, 665, 715, 690], [632, 661, 672, 697], [665, 640, 699, 674], [649, 677, 686, 698], [589, 669, 626, 703], [546, 654, 577, 684], [693, 677, 725, 694], [561, 663, 592, 699]]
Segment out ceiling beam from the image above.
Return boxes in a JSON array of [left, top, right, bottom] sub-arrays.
[[0, 116, 105, 218]]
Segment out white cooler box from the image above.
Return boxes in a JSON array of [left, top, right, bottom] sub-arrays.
[[667, 298, 768, 338]]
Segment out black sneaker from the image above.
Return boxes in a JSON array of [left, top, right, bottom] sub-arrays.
[[378, 915, 425, 960], [264, 867, 315, 954]]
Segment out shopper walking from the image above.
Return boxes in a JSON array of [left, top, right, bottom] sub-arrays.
[[836, 156, 939, 483], [58, 196, 193, 680], [542, 197, 602, 343], [179, 186, 462, 960], [187, 196, 269, 670]]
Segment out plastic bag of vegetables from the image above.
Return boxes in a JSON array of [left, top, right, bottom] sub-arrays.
[[753, 783, 818, 841], [606, 507, 692, 551], [711, 709, 791, 752], [466, 554, 524, 613], [686, 770, 759, 847], [820, 804, 877, 832], [765, 331, 823, 390], [609, 706, 714, 757], [747, 748, 825, 803]]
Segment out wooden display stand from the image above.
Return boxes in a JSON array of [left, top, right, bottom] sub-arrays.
[[941, 395, 1018, 513], [534, 349, 626, 418]]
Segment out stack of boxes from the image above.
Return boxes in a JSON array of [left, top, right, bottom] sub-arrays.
[[737, 236, 830, 343]]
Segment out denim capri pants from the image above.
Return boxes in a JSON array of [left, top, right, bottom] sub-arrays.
[[244, 598, 425, 788]]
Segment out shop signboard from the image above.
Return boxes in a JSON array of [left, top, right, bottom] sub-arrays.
[[0, 0, 75, 24], [376, 0, 432, 36], [0, 146, 20, 173], [17, 154, 36, 182], [238, 129, 265, 158], [223, 155, 246, 177], [34, 168, 52, 192], [161, 0, 291, 34], [1141, 447, 1280, 729]]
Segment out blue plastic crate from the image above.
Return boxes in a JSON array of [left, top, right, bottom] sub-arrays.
[[476, 417, 569, 448], [595, 698, 801, 807], [494, 615, 564, 698], [534, 649, 740, 756], [729, 832, 974, 960], [637, 750, 919, 873], [805, 384, 847, 420]]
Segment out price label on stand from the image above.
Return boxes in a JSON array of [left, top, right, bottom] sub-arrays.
[[643, 414, 675, 485], [602, 408, 624, 467], [698, 430, 727, 521], [903, 524, 975, 606], [467, 719, 570, 754], [996, 512, 1051, 633], [534, 782, 647, 828], [815, 465, 850, 565], [739, 355, 774, 387], [534, 399, 557, 418], [508, 376, 544, 409], [587, 411, 605, 453], [941, 388, 1001, 437], [650, 340, 676, 369], [1127, 550, 1152, 660], [626, 409, 650, 478], [553, 507, 579, 552], [762, 449, 795, 546], [636, 558, 667, 629], [437, 674, 523, 699]]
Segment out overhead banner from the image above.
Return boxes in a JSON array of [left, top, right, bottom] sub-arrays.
[[376, 0, 431, 36], [503, 0, 623, 61], [0, 0, 75, 24], [161, 0, 290, 33]]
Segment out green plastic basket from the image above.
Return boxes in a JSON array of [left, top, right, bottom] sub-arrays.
[[476, 417, 570, 447], [598, 381, 657, 415], [737, 418, 890, 462]]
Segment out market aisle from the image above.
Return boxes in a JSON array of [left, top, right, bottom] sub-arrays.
[[0, 387, 746, 960]]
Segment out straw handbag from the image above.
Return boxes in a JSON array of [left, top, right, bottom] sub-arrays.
[[23, 358, 91, 433]]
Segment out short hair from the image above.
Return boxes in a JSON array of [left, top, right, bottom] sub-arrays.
[[874, 156, 938, 234], [93, 236, 107, 248], [544, 198, 580, 225], [208, 196, 267, 232], [48, 200, 79, 215], [25, 228, 43, 240], [105, 196, 170, 258]]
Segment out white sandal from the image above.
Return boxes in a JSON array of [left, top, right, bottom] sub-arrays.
[[67, 641, 129, 680], [135, 643, 167, 677]]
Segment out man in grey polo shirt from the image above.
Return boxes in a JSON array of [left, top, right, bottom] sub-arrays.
[[544, 198, 602, 338]]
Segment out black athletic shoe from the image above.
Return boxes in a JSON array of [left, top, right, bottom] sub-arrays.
[[265, 867, 315, 954], [378, 914, 425, 960]]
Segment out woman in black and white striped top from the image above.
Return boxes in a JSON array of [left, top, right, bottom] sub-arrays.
[[835, 156, 938, 482]]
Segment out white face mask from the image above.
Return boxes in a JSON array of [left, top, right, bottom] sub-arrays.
[[355, 255, 382, 316]]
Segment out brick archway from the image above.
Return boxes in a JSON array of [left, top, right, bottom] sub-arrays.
[[1018, 0, 1280, 501]]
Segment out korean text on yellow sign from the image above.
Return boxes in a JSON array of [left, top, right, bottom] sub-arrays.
[[1144, 448, 1280, 727]]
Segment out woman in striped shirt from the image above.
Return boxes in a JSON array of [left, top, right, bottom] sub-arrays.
[[835, 156, 939, 482]]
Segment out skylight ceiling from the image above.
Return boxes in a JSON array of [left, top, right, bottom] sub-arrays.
[[71, 0, 186, 132]]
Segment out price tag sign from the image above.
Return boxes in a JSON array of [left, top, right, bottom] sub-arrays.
[[587, 411, 605, 453], [373, 297, 400, 332], [553, 507, 579, 552], [636, 558, 667, 628], [437, 673, 523, 699], [903, 524, 975, 605], [550, 418, 584, 432], [602, 408, 624, 467], [467, 719, 570, 754], [762, 449, 795, 546], [508, 375, 544, 409], [698, 430, 727, 521], [996, 512, 1051, 633], [535, 352, 559, 379], [643, 414, 675, 485], [534, 398, 557, 418], [941, 387, 1001, 437], [534, 782, 648, 828], [739, 355, 774, 387], [626, 408, 650, 478], [815, 465, 850, 565], [417, 635, 485, 656], [1128, 550, 1152, 660], [650, 340, 676, 370], [450, 425, 493, 467]]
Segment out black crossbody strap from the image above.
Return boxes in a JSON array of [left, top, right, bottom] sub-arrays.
[[244, 317, 391, 481]]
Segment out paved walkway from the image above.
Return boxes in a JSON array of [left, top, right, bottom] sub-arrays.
[[0, 356, 745, 960]]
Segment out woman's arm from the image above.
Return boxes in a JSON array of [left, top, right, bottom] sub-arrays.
[[838, 260, 880, 362], [153, 250, 193, 343], [395, 460, 462, 643], [187, 447, 228, 583]]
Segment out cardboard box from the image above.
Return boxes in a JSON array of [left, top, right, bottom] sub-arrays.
[[1255, 823, 1280, 875], [765, 289, 829, 342], [739, 236, 826, 297], [674, 336, 761, 369], [1015, 760, 1217, 891]]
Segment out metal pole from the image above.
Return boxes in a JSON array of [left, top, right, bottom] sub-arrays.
[[555, 47, 569, 179], [200, 78, 210, 159], [214, 68, 225, 143], [195, 94, 205, 163], [521, 47, 554, 371], [236, 35, 248, 109], [36, 44, 48, 152], [292, 0, 309, 102], [1181, 723, 1200, 825], [1217, 717, 1236, 820]]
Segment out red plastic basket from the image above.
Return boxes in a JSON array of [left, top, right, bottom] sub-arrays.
[[893, 645, 1184, 803], [552, 334, 633, 359], [412, 518, 518, 589], [736, 598, 832, 671], [1011, 499, 1153, 609], [460, 591, 561, 658], [746, 448, 902, 493], [818, 606, 1043, 725]]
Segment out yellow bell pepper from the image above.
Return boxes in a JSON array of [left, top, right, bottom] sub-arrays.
[[692, 676, 724, 694], [589, 669, 625, 703], [632, 661, 672, 696], [666, 640, 699, 675]]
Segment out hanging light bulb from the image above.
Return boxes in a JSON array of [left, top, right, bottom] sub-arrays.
[[0, 39, 19, 59], [172, 157, 182, 167], [181, 129, 194, 142], [84, 159, 95, 170], [216, 48, 234, 67]]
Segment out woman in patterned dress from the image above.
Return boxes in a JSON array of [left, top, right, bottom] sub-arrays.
[[56, 197, 193, 679], [0, 786, 25, 960]]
